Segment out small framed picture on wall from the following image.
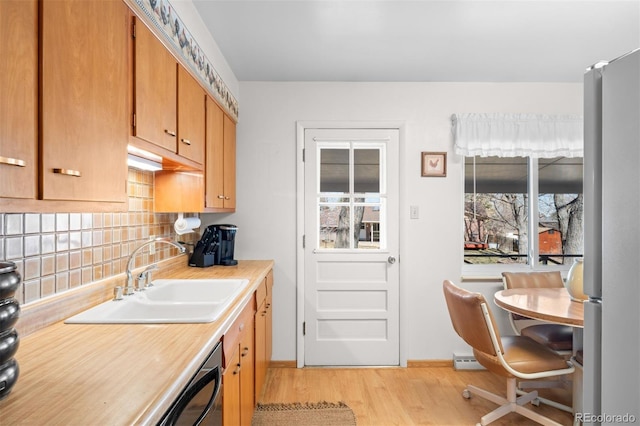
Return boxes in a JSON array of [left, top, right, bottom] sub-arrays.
[[421, 152, 447, 177]]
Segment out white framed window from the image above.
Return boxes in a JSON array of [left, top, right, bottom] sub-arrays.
[[463, 155, 583, 269], [452, 113, 583, 273]]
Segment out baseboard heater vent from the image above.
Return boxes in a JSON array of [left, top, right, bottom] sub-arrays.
[[453, 353, 485, 370]]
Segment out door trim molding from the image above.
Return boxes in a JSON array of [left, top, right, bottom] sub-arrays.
[[295, 120, 407, 368]]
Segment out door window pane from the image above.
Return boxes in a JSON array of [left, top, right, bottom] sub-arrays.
[[320, 149, 349, 193], [354, 149, 380, 193], [318, 144, 385, 250], [319, 205, 350, 249], [357, 205, 381, 249]]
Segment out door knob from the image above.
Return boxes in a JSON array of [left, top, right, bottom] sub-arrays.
[[388, 256, 396, 264]]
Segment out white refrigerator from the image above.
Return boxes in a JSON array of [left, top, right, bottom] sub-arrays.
[[583, 48, 640, 424]]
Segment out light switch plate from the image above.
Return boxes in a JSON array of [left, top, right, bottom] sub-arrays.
[[410, 205, 419, 219]]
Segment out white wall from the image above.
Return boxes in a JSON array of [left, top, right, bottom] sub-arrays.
[[203, 81, 583, 362]]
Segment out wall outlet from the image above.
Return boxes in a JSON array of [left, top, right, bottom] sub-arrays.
[[149, 235, 156, 255]]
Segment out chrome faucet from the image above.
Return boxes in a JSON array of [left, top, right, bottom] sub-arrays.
[[124, 238, 185, 296], [136, 264, 159, 291]]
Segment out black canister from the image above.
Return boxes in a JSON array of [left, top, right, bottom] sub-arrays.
[[0, 358, 19, 400], [0, 329, 19, 365], [0, 263, 20, 299], [0, 262, 20, 400]]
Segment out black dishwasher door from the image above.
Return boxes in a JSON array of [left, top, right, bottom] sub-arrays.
[[160, 342, 223, 426]]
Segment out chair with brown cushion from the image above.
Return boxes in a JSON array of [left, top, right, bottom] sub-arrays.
[[501, 271, 574, 413], [442, 279, 574, 426], [501, 271, 573, 354]]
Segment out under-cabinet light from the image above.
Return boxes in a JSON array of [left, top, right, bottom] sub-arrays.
[[127, 154, 162, 172]]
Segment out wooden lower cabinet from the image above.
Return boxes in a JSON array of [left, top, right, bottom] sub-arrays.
[[223, 297, 256, 426], [265, 270, 273, 367], [254, 269, 274, 402], [223, 270, 273, 424], [222, 348, 241, 426], [239, 317, 255, 426]]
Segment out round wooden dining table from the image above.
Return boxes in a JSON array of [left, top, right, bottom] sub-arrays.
[[494, 287, 584, 328]]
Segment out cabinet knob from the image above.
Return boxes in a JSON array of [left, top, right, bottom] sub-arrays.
[[164, 129, 176, 137], [0, 155, 26, 167], [180, 138, 191, 145], [53, 168, 81, 177], [217, 195, 225, 199]]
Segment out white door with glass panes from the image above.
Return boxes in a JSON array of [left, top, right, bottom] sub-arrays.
[[304, 128, 399, 366]]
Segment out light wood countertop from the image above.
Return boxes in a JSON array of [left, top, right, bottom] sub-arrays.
[[1, 259, 274, 425]]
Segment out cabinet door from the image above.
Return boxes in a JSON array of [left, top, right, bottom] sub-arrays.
[[222, 348, 241, 426], [205, 97, 236, 212], [41, 0, 128, 203], [254, 281, 268, 403], [177, 66, 205, 164], [254, 302, 267, 403], [0, 0, 37, 199], [240, 317, 255, 426], [205, 96, 225, 209], [154, 170, 204, 213], [133, 19, 177, 152], [222, 114, 237, 210], [265, 270, 274, 363]]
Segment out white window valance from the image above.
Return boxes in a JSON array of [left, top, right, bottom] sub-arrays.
[[451, 113, 583, 158]]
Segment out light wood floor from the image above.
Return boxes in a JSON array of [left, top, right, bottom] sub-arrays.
[[258, 366, 574, 425]]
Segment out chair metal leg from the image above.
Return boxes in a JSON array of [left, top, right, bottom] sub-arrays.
[[463, 378, 568, 426], [516, 388, 573, 413]]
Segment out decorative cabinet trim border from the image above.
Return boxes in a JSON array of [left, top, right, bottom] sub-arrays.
[[129, 0, 239, 121]]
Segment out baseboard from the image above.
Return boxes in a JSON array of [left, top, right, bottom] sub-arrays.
[[269, 360, 297, 368], [268, 360, 460, 368], [407, 360, 452, 368]]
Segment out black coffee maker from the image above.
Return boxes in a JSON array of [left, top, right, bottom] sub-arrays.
[[189, 224, 238, 267]]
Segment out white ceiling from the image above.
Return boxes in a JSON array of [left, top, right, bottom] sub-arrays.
[[192, 0, 639, 83]]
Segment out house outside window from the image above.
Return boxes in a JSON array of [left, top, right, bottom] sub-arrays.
[[452, 113, 584, 272]]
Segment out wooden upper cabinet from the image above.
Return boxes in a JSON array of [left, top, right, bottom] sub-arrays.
[[154, 170, 204, 213], [133, 18, 177, 153], [40, 0, 128, 203], [0, 0, 37, 199], [223, 114, 237, 210], [205, 96, 224, 209], [177, 66, 205, 165], [133, 19, 205, 169], [205, 96, 236, 212]]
